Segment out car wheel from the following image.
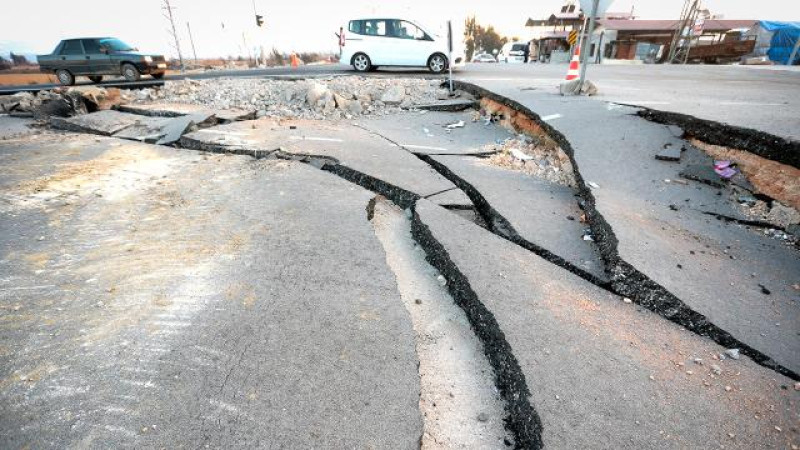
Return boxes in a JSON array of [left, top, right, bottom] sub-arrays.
[[88, 75, 103, 83], [56, 69, 75, 86], [428, 54, 447, 74], [352, 53, 371, 72], [151, 72, 165, 80], [122, 63, 141, 82]]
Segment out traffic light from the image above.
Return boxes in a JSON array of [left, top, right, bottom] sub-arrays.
[[255, 14, 264, 27]]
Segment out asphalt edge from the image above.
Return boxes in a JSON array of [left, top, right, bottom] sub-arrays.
[[410, 202, 544, 450]]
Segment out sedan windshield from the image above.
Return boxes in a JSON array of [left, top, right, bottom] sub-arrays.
[[99, 38, 135, 52]]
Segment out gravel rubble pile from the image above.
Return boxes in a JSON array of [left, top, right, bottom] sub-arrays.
[[484, 137, 577, 187], [135, 76, 450, 120]]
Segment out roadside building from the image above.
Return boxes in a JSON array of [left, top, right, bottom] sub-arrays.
[[524, 1, 637, 63], [591, 19, 756, 63]]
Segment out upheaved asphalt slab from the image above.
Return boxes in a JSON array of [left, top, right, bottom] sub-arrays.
[[0, 134, 422, 448], [50, 110, 216, 145], [474, 88, 800, 374], [430, 154, 608, 281], [360, 110, 514, 155], [118, 102, 255, 122], [181, 118, 472, 207], [414, 199, 798, 449]]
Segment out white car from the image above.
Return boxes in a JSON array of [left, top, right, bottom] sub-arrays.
[[339, 18, 465, 74], [500, 42, 528, 63], [472, 53, 497, 63]]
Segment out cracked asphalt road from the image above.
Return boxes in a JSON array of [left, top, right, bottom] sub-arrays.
[[1, 71, 798, 449]]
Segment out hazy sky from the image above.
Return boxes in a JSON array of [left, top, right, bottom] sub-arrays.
[[3, 0, 799, 58]]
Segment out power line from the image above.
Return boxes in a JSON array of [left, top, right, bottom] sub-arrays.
[[186, 21, 198, 63]]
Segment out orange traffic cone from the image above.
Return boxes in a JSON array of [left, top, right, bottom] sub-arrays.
[[565, 46, 580, 81]]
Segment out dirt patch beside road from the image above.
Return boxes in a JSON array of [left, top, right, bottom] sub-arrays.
[[0, 73, 56, 86]]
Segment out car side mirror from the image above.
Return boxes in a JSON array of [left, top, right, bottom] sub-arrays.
[[99, 47, 108, 54]]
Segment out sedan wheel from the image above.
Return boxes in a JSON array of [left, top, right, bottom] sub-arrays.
[[56, 69, 75, 86], [428, 54, 447, 74], [353, 54, 371, 72], [122, 63, 141, 82]]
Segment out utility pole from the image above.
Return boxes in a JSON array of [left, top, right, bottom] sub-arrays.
[[577, 0, 599, 92], [667, 0, 701, 64], [788, 34, 800, 66], [242, 32, 253, 65], [161, 0, 184, 72], [186, 22, 198, 64]]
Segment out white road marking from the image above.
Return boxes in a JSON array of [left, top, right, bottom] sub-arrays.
[[540, 113, 563, 121], [467, 78, 518, 82], [0, 285, 56, 291], [620, 101, 671, 105], [401, 144, 449, 152], [719, 101, 785, 106], [196, 129, 250, 136], [289, 136, 343, 142], [103, 425, 137, 437], [151, 320, 192, 327], [120, 379, 156, 388]]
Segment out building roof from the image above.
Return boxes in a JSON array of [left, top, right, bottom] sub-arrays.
[[597, 19, 756, 32]]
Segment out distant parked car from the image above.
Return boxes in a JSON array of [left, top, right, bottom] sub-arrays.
[[500, 42, 528, 63], [339, 18, 465, 74], [472, 53, 497, 63], [37, 38, 167, 86]]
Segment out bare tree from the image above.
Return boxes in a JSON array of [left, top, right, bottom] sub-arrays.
[[10, 53, 30, 66], [161, 0, 184, 71], [0, 55, 12, 71]]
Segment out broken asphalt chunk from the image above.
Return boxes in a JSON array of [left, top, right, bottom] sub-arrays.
[[655, 143, 682, 162], [679, 164, 726, 188]]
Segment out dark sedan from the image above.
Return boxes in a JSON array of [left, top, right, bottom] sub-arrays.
[[37, 38, 167, 85]]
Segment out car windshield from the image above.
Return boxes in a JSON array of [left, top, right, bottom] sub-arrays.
[[512, 44, 526, 51], [99, 38, 135, 52]]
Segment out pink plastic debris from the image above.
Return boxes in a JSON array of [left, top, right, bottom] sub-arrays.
[[713, 160, 737, 179]]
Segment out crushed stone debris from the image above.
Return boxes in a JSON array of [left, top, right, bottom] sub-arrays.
[[483, 136, 577, 187], [133, 76, 450, 120]]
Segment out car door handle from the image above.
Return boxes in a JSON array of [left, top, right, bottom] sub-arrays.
[[85, 56, 90, 59], [61, 57, 66, 60]]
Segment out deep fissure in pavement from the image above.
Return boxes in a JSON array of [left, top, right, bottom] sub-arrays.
[[450, 80, 800, 381], [635, 107, 800, 169]]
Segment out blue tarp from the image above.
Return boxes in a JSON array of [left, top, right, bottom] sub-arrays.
[[758, 21, 800, 64]]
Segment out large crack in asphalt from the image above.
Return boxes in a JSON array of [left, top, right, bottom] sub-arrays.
[[354, 123, 609, 287], [409, 202, 543, 450], [634, 106, 800, 169], [154, 137, 543, 448], [370, 196, 513, 449], [448, 80, 800, 382]]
